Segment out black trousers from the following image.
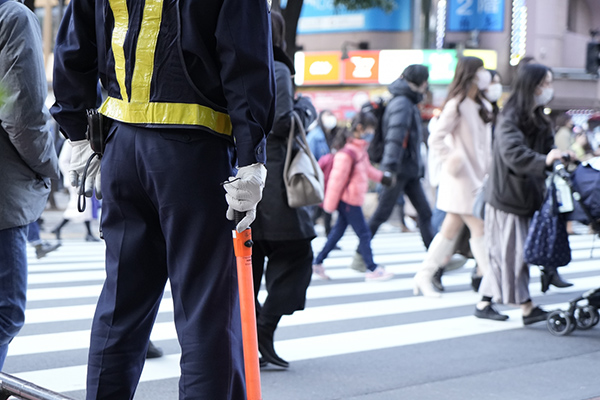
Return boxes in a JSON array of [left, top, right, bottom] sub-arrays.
[[87, 123, 245, 400], [369, 175, 435, 248], [312, 206, 333, 236], [252, 238, 313, 317]]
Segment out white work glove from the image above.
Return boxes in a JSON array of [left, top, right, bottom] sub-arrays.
[[224, 163, 267, 232], [68, 139, 102, 199]]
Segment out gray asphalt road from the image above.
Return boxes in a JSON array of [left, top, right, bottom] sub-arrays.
[[5, 202, 600, 400]]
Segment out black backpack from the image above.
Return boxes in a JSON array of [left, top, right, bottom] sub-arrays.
[[362, 98, 387, 163]]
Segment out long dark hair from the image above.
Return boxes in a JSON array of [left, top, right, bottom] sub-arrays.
[[444, 56, 492, 123], [271, 11, 286, 50], [340, 110, 378, 144], [488, 69, 501, 126], [502, 63, 551, 134], [350, 110, 378, 133]]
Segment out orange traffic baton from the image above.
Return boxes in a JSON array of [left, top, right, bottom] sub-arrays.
[[232, 211, 262, 400]]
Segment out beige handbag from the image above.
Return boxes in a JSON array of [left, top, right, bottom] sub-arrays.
[[283, 111, 325, 208]]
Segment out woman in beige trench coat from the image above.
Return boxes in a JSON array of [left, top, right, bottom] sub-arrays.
[[413, 56, 493, 297]]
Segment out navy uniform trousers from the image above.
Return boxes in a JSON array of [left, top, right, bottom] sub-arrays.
[[86, 122, 245, 400]]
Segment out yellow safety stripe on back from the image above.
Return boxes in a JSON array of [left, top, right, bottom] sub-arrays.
[[130, 0, 163, 102], [99, 97, 233, 136], [108, 0, 129, 102], [104, 0, 232, 135]]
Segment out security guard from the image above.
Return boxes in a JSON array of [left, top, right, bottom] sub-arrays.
[[50, 0, 275, 398]]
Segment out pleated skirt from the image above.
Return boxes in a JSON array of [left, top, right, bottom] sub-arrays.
[[480, 204, 532, 305]]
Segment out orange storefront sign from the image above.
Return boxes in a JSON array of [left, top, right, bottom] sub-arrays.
[[300, 52, 342, 85], [342, 50, 380, 84]]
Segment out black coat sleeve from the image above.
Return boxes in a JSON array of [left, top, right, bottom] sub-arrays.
[[270, 62, 316, 140], [381, 96, 412, 172], [496, 118, 547, 179], [270, 62, 294, 140], [50, 0, 102, 141], [216, 0, 275, 166]]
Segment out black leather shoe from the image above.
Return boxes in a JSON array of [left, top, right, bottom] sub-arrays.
[[540, 270, 552, 293], [86, 233, 101, 242], [523, 306, 549, 325], [146, 341, 163, 359], [550, 271, 573, 288], [51, 228, 61, 241], [432, 268, 444, 292], [541, 269, 573, 293], [258, 326, 289, 368], [35, 242, 61, 259], [259, 357, 268, 368], [474, 304, 509, 321], [471, 267, 482, 292]]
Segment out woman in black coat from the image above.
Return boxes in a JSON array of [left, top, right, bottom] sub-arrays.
[[475, 64, 567, 325], [250, 11, 317, 368]]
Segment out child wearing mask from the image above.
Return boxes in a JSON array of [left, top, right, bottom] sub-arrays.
[[307, 110, 340, 162], [312, 111, 394, 281]]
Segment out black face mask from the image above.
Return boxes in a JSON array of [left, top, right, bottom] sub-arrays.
[[407, 80, 425, 103]]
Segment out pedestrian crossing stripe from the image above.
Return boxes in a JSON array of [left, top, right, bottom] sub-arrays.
[[23, 266, 600, 321], [9, 231, 600, 397], [6, 301, 578, 394], [12, 274, 600, 357]]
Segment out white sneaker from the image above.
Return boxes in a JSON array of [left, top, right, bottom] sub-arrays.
[[312, 263, 331, 280], [365, 266, 393, 282]]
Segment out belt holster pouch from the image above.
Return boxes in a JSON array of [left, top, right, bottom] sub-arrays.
[[86, 109, 111, 156]]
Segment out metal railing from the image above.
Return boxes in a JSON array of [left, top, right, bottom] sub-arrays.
[[0, 373, 74, 400]]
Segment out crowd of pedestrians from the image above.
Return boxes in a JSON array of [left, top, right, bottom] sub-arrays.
[[0, 0, 591, 398]]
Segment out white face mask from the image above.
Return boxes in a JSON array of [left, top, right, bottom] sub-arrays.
[[476, 69, 492, 91], [322, 115, 337, 131], [485, 83, 502, 102], [535, 87, 554, 106]]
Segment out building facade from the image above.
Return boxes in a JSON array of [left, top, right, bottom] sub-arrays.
[[295, 0, 600, 115]]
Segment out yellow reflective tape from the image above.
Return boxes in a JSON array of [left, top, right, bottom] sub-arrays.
[[99, 97, 232, 136], [108, 0, 129, 102], [131, 0, 163, 102]]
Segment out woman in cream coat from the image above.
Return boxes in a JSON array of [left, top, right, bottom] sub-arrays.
[[414, 56, 493, 297]]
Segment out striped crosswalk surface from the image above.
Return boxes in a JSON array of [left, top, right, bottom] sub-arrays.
[[5, 225, 600, 399]]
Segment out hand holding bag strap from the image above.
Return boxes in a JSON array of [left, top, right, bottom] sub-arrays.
[[546, 172, 558, 214]]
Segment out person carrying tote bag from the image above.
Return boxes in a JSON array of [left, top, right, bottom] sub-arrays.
[[476, 63, 571, 325], [249, 11, 318, 369], [283, 111, 324, 208]]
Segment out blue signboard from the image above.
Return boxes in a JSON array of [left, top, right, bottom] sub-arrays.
[[297, 0, 411, 34], [447, 0, 505, 32]]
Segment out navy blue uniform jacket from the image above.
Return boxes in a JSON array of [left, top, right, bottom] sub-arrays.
[[50, 0, 275, 167]]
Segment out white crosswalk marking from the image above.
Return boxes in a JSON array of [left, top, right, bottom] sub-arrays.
[[4, 228, 600, 398]]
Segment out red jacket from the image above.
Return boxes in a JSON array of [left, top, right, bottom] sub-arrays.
[[323, 138, 383, 213]]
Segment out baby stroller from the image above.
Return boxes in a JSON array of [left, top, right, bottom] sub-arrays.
[[547, 288, 600, 336], [546, 159, 600, 336]]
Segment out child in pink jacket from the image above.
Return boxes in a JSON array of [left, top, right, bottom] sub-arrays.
[[313, 111, 394, 281]]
